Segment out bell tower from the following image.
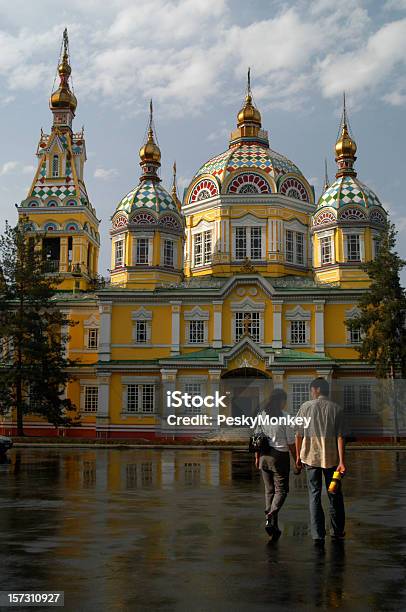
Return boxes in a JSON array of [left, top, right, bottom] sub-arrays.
[[18, 29, 100, 292]]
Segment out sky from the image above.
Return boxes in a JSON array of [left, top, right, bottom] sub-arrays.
[[0, 0, 406, 282]]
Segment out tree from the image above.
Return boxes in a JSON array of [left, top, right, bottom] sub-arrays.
[[347, 221, 406, 438], [0, 217, 78, 436]]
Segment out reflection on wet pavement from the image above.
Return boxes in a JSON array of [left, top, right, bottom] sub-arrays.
[[0, 449, 405, 611]]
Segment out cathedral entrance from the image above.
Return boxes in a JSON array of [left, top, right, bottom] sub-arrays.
[[221, 368, 271, 420]]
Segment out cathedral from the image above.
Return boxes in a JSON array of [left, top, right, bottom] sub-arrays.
[[2, 32, 388, 438]]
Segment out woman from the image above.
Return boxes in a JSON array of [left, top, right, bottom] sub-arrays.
[[255, 388, 297, 540]]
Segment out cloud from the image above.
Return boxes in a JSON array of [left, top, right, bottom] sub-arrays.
[[319, 19, 406, 99], [94, 167, 119, 180], [0, 160, 20, 176], [0, 1, 405, 116]]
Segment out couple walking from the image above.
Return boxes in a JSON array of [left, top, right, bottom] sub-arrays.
[[255, 377, 346, 545]]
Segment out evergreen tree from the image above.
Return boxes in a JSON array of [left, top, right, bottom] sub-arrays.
[[347, 221, 406, 438], [0, 217, 78, 436], [347, 220, 406, 378]]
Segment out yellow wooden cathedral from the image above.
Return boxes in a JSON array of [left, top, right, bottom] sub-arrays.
[[1, 33, 390, 438]]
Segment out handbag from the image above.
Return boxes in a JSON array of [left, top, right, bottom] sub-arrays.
[[248, 432, 271, 454]]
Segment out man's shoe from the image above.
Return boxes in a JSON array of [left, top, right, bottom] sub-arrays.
[[313, 538, 325, 548], [270, 527, 282, 541], [331, 532, 345, 541], [265, 517, 274, 537]]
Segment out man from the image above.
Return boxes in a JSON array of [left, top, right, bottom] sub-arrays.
[[295, 377, 346, 547]]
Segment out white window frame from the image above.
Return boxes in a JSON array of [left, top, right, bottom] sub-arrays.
[[87, 328, 99, 350], [132, 308, 152, 346], [83, 314, 100, 352], [122, 377, 157, 415], [132, 232, 153, 266], [231, 215, 266, 261], [80, 380, 99, 414], [286, 305, 311, 347], [342, 379, 374, 415], [317, 229, 335, 266], [178, 376, 208, 415], [285, 229, 305, 265], [230, 297, 265, 344], [288, 377, 312, 414], [184, 306, 209, 346], [161, 237, 176, 269], [345, 306, 362, 345], [114, 239, 124, 268], [342, 228, 365, 263]]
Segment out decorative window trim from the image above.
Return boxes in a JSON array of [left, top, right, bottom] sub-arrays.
[[132, 307, 153, 346], [339, 207, 367, 221], [227, 172, 272, 194], [159, 214, 181, 231], [345, 306, 362, 345], [83, 314, 100, 351], [112, 214, 128, 229], [286, 306, 311, 347], [279, 177, 309, 202], [131, 211, 156, 225], [369, 209, 386, 225], [189, 178, 219, 204], [313, 210, 336, 226]]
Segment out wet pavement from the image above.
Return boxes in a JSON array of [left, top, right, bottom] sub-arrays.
[[0, 448, 405, 611]]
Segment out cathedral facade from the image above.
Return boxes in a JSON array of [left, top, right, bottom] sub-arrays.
[[1, 34, 389, 438]]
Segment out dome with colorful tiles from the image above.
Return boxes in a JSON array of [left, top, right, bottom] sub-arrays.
[[185, 78, 313, 205], [115, 179, 179, 217], [317, 175, 383, 210]]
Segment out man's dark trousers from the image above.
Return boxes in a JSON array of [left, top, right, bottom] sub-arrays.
[[305, 465, 345, 539]]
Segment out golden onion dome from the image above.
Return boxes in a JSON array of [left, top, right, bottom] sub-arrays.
[[139, 128, 161, 164], [49, 50, 77, 112], [50, 87, 77, 112], [335, 123, 357, 158], [237, 93, 261, 128]]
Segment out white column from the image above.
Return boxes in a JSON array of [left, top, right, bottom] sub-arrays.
[[99, 302, 112, 362], [272, 299, 283, 349], [96, 373, 111, 420], [212, 300, 223, 349], [160, 369, 178, 420], [170, 301, 181, 355], [209, 369, 222, 422], [314, 300, 325, 354]]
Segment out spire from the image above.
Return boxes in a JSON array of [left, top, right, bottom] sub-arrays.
[[49, 29, 77, 129], [323, 158, 330, 191], [335, 92, 357, 178], [237, 67, 261, 130], [230, 69, 268, 147], [171, 161, 181, 209], [139, 99, 161, 182]]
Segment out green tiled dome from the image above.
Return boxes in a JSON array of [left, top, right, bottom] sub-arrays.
[[317, 175, 382, 210], [116, 179, 179, 215]]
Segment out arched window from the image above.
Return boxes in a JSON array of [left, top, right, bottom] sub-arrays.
[[52, 154, 59, 177]]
